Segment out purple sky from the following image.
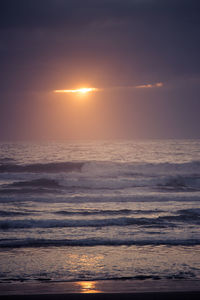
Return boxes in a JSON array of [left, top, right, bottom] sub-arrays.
[[0, 0, 200, 140]]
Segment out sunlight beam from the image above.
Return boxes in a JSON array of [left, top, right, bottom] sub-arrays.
[[54, 88, 98, 94]]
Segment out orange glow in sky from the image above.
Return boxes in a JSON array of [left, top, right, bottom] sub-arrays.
[[53, 82, 163, 95], [54, 88, 98, 94]]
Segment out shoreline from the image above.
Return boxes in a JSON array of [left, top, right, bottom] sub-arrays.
[[1, 292, 200, 300], [1, 279, 200, 296]]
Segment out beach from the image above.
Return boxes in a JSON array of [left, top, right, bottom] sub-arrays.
[[1, 279, 200, 299]]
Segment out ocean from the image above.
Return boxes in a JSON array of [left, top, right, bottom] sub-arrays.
[[0, 140, 200, 283]]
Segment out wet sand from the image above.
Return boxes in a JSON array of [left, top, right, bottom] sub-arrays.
[[0, 280, 200, 299]]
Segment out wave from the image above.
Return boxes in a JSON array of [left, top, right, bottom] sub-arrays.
[[0, 157, 16, 164], [54, 209, 162, 216], [1, 209, 200, 229], [0, 160, 200, 175], [0, 162, 84, 173], [6, 178, 61, 188], [0, 276, 162, 282], [1, 174, 200, 196], [1, 160, 200, 195], [0, 178, 62, 194], [157, 175, 200, 191], [158, 214, 200, 224], [0, 273, 197, 282], [1, 238, 200, 248], [1, 212, 198, 230], [178, 208, 200, 217], [1, 193, 199, 204], [0, 187, 60, 194], [0, 272, 197, 282], [82, 160, 200, 177], [0, 217, 168, 229], [0, 210, 31, 217]]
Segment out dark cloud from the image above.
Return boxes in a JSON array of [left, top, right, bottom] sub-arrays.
[[0, 0, 200, 29]]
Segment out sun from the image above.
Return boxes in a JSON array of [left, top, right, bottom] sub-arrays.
[[54, 87, 98, 94], [78, 88, 93, 94]]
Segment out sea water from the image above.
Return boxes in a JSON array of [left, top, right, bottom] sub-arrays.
[[0, 140, 200, 282]]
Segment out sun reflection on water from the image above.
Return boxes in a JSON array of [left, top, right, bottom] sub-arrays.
[[76, 281, 101, 293]]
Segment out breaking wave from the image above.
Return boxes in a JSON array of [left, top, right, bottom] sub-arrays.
[[0, 160, 200, 194], [0, 160, 200, 175], [1, 211, 200, 230]]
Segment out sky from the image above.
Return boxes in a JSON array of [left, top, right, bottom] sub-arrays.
[[0, 0, 200, 140]]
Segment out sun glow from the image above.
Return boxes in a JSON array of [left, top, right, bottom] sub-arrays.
[[54, 88, 98, 94]]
